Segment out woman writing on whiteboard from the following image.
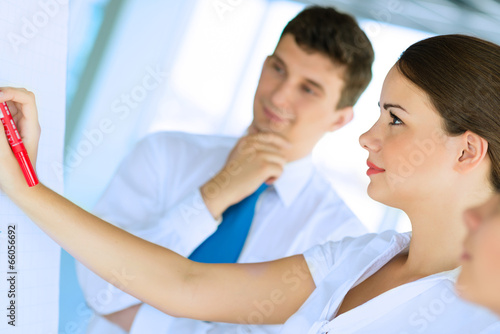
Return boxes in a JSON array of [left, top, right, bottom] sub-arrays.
[[0, 34, 499, 333]]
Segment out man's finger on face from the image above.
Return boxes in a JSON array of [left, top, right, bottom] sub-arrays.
[[247, 124, 259, 135], [233, 136, 257, 158], [255, 152, 287, 168], [252, 131, 291, 150], [234, 138, 288, 165], [265, 177, 277, 185], [253, 157, 285, 181], [243, 141, 285, 156]]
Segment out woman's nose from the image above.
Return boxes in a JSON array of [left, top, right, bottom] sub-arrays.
[[359, 125, 381, 153]]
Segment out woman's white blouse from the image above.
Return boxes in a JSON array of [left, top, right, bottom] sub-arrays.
[[280, 231, 500, 334]]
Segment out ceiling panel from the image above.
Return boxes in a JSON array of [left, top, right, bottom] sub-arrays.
[[297, 0, 500, 44]]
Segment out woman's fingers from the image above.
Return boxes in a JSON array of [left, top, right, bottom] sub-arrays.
[[0, 119, 13, 155], [0, 87, 40, 132], [0, 118, 28, 192], [0, 87, 36, 106], [0, 87, 41, 164]]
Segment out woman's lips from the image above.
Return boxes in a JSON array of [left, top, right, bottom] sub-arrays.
[[366, 161, 386, 176]]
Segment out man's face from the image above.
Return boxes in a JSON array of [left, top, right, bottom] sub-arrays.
[[252, 34, 353, 161]]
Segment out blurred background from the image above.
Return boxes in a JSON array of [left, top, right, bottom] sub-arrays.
[[60, 0, 500, 332]]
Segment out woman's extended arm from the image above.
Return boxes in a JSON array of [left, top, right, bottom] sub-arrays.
[[0, 88, 315, 324]]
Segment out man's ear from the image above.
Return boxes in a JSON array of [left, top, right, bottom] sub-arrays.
[[455, 131, 489, 174], [328, 106, 353, 132]]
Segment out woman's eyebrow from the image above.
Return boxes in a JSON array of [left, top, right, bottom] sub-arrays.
[[378, 101, 409, 113]]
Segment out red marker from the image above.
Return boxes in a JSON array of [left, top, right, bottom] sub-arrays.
[[0, 102, 38, 187]]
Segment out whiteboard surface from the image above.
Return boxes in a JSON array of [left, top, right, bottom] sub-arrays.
[[0, 0, 67, 333]]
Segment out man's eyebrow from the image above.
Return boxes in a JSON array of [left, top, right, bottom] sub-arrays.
[[270, 54, 325, 94], [270, 54, 286, 67], [305, 78, 325, 93], [378, 102, 409, 113]]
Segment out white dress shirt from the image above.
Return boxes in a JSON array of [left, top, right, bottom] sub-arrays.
[[280, 231, 500, 334], [76, 131, 367, 334]]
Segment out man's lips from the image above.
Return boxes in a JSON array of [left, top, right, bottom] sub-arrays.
[[366, 161, 385, 176], [263, 106, 287, 122]]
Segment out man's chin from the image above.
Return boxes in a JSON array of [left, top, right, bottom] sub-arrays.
[[252, 121, 289, 135]]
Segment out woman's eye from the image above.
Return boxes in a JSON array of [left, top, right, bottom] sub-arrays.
[[389, 112, 403, 126]]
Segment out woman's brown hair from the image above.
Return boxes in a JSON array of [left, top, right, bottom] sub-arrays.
[[397, 34, 500, 190]]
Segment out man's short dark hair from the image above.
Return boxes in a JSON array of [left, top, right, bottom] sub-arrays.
[[280, 6, 374, 109]]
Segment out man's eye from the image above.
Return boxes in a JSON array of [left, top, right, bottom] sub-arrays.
[[302, 85, 314, 95], [273, 64, 284, 74]]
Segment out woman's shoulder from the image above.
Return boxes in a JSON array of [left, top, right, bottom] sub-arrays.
[[303, 230, 410, 284], [305, 230, 409, 260]]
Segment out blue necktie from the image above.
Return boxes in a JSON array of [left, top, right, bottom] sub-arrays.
[[188, 183, 269, 263]]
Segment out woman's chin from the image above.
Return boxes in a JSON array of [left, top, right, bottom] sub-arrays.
[[367, 182, 411, 212], [367, 183, 391, 205]]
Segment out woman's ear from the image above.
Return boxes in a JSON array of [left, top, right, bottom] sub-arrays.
[[455, 131, 489, 174]]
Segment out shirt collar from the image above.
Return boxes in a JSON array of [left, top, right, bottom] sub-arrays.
[[272, 154, 314, 208], [426, 266, 461, 283]]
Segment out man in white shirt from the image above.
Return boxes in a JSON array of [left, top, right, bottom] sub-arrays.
[[77, 5, 374, 334]]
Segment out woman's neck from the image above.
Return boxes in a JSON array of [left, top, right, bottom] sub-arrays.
[[402, 188, 491, 277], [405, 210, 464, 276]]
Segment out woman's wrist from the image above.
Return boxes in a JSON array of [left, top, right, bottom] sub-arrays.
[[2, 182, 43, 212]]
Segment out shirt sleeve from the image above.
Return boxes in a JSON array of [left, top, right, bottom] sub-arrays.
[[92, 135, 165, 231], [130, 188, 220, 256], [302, 233, 383, 287], [76, 262, 142, 314], [481, 321, 500, 334], [302, 240, 341, 287], [129, 304, 176, 334], [92, 134, 220, 254], [130, 304, 214, 334]]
